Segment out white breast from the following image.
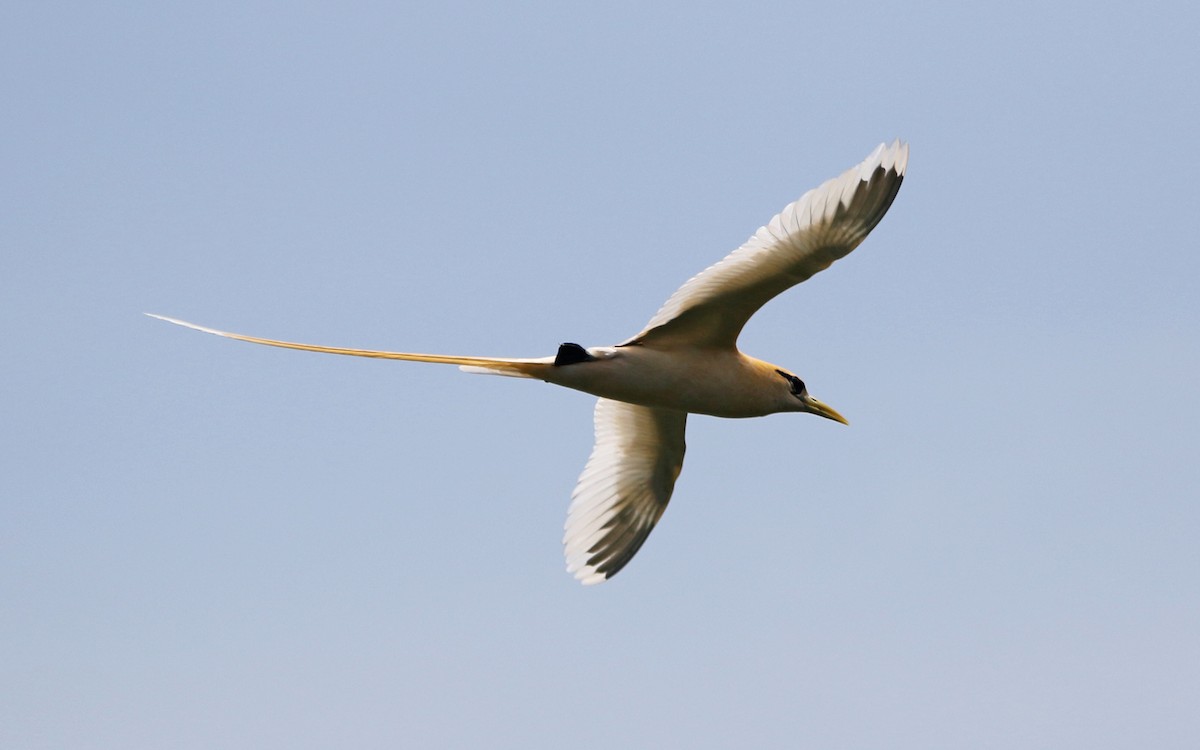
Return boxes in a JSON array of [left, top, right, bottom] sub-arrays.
[[546, 346, 782, 417]]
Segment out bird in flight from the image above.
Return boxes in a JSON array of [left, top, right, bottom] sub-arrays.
[[150, 140, 907, 584]]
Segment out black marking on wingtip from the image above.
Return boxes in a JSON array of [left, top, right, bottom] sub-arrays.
[[554, 342, 594, 367]]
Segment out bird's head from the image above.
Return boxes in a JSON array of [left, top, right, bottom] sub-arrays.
[[774, 369, 848, 424]]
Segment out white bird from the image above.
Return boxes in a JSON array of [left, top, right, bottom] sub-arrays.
[[150, 140, 908, 584]]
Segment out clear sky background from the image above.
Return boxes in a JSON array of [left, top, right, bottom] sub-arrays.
[[3, 2, 1198, 748]]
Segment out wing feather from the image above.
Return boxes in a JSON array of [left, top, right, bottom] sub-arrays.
[[563, 399, 687, 584], [628, 140, 907, 348]]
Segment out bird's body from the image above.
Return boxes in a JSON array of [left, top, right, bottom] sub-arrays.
[[546, 346, 796, 419], [150, 140, 908, 584]]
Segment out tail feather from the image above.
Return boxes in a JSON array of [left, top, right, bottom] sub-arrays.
[[146, 314, 554, 379]]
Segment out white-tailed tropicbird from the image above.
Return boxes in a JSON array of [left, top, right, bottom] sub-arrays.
[[150, 140, 908, 584]]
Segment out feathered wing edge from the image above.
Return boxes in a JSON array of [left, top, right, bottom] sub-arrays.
[[145, 314, 554, 379], [151, 315, 687, 585], [627, 140, 908, 348], [564, 398, 687, 584]]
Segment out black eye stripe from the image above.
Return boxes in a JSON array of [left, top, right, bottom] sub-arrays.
[[775, 369, 805, 395]]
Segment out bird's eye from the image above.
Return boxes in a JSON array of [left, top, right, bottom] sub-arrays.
[[775, 370, 805, 396]]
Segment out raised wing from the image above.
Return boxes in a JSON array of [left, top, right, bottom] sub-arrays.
[[563, 398, 687, 584], [628, 140, 907, 349]]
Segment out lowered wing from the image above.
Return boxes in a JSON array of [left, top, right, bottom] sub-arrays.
[[564, 398, 687, 584]]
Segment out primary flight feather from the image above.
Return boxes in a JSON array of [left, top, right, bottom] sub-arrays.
[[150, 140, 908, 584]]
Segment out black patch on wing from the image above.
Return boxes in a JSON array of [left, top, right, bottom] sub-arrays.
[[554, 342, 594, 366]]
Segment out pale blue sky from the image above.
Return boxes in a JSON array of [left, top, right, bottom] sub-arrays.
[[3, 2, 1198, 748]]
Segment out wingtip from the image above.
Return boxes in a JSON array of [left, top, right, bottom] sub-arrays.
[[865, 141, 886, 167], [565, 552, 612, 585], [571, 567, 608, 586], [884, 139, 909, 176]]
